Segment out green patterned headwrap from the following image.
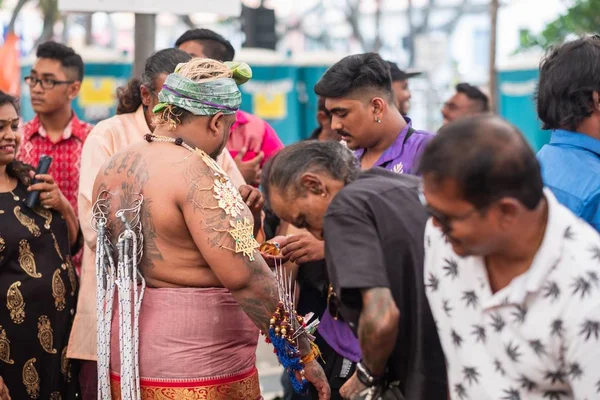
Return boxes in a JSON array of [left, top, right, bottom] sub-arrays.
[[153, 61, 252, 116]]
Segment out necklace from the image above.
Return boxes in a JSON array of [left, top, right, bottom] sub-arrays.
[[144, 133, 260, 261], [143, 134, 226, 176], [4, 174, 19, 202]]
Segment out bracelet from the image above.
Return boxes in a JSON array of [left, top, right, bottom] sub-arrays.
[[301, 350, 316, 364], [356, 361, 384, 387], [301, 343, 322, 364]]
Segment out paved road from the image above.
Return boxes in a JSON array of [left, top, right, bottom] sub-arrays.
[[256, 337, 285, 399]]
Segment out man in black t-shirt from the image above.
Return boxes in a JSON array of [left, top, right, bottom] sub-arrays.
[[262, 141, 447, 400]]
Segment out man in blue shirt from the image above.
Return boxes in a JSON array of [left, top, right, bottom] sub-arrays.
[[537, 35, 600, 232]]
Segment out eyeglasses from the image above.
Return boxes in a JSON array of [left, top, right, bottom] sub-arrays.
[[24, 76, 74, 90], [327, 284, 339, 321], [418, 188, 480, 232]]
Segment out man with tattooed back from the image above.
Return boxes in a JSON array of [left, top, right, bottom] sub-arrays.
[[91, 58, 329, 399]]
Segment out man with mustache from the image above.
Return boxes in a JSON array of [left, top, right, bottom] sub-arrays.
[[441, 82, 490, 126], [314, 52, 433, 174]]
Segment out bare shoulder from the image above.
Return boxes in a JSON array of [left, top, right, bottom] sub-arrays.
[[178, 151, 257, 253]]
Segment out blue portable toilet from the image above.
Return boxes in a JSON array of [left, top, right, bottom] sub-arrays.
[[292, 52, 346, 140], [497, 52, 550, 152], [236, 49, 302, 145], [19, 47, 132, 125]]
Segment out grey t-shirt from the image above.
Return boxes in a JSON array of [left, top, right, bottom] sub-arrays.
[[323, 168, 447, 399]]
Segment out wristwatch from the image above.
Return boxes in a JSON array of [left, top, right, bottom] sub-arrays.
[[356, 361, 384, 387]]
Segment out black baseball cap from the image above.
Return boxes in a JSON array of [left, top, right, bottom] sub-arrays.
[[387, 61, 422, 81]]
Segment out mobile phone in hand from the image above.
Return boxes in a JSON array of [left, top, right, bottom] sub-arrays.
[[25, 155, 52, 209]]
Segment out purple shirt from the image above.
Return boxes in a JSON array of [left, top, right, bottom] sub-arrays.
[[354, 117, 434, 175], [319, 310, 362, 363]]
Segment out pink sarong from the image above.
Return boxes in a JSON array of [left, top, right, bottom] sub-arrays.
[[110, 287, 261, 400]]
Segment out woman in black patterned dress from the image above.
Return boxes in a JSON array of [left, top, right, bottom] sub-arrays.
[[0, 91, 80, 399]]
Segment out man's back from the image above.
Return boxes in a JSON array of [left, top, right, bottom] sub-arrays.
[[538, 130, 600, 231], [323, 168, 447, 399], [94, 141, 231, 288]]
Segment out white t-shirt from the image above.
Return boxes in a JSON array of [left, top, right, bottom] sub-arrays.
[[424, 190, 600, 400]]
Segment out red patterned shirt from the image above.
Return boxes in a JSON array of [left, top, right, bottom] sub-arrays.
[[18, 114, 93, 213]]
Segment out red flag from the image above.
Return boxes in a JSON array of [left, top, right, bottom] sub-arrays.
[[0, 33, 21, 96]]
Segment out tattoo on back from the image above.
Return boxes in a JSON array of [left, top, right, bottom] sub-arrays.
[[98, 151, 163, 271]]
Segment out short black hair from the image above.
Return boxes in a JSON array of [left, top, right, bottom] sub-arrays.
[[36, 41, 84, 81], [537, 35, 600, 131], [175, 29, 235, 62], [314, 53, 393, 100], [117, 48, 191, 114], [262, 141, 360, 206], [419, 115, 543, 210], [456, 82, 489, 112]]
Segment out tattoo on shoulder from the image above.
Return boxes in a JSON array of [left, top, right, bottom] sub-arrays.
[[183, 159, 251, 251]]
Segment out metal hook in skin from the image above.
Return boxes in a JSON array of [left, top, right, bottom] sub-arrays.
[[115, 194, 144, 232], [91, 190, 114, 232]]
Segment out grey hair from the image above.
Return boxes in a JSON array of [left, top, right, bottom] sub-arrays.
[[262, 140, 360, 206]]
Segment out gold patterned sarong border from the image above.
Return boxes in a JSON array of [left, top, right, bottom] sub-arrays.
[[110, 367, 262, 400]]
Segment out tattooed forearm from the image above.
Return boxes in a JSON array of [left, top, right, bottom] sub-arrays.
[[236, 286, 278, 332], [358, 288, 400, 376]]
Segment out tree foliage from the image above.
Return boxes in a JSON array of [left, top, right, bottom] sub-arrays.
[[518, 0, 600, 51]]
